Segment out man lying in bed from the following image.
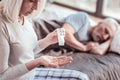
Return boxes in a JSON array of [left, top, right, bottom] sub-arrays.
[[62, 12, 119, 55]]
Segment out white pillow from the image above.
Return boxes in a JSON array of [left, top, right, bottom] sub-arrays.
[[110, 27, 120, 54]]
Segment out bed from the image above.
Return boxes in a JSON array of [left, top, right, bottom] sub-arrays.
[[33, 8, 120, 80]]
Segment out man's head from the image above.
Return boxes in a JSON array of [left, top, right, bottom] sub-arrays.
[[91, 18, 119, 43]]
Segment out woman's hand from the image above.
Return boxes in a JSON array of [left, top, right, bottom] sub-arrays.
[[38, 29, 58, 51], [26, 55, 73, 70], [38, 55, 73, 68], [44, 29, 58, 45]]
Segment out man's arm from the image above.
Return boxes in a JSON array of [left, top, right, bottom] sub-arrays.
[[90, 39, 112, 55], [63, 23, 94, 51]]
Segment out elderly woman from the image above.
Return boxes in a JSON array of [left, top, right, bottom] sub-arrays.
[[0, 0, 89, 80]]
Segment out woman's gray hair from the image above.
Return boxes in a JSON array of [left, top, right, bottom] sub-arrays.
[[0, 0, 46, 22], [103, 18, 119, 32]]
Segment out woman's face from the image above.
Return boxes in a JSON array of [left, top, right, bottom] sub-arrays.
[[19, 0, 40, 16], [91, 22, 113, 43]]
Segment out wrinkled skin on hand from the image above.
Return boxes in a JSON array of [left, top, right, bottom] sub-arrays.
[[39, 55, 73, 68]]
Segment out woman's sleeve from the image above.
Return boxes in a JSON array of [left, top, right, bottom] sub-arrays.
[[33, 41, 44, 54], [0, 23, 29, 80]]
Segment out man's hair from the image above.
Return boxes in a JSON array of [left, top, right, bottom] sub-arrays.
[[0, 0, 46, 22], [103, 18, 119, 32]]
